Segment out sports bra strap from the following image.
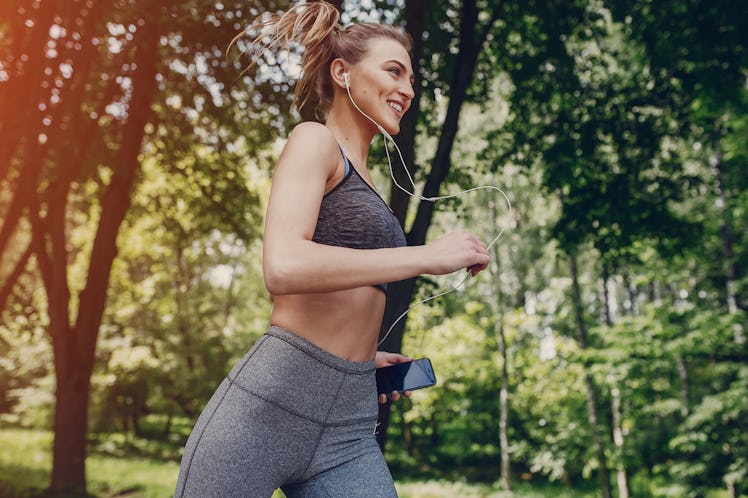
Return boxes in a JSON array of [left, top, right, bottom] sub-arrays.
[[337, 145, 351, 176]]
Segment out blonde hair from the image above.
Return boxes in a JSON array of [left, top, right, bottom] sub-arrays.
[[230, 1, 412, 115]]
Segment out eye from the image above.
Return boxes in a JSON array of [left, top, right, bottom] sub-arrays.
[[388, 66, 401, 76]]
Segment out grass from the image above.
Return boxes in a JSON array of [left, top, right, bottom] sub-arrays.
[[2, 427, 740, 498], [395, 480, 597, 498], [0, 427, 606, 498], [0, 427, 598, 498], [0, 428, 178, 498]]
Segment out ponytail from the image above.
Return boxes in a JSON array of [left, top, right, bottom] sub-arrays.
[[229, 1, 341, 112], [230, 1, 412, 116]]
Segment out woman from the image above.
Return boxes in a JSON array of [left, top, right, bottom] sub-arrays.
[[174, 2, 489, 496]]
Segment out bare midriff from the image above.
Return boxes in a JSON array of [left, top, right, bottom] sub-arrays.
[[269, 286, 386, 362]]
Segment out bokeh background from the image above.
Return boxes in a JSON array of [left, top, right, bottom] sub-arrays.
[[0, 0, 746, 496]]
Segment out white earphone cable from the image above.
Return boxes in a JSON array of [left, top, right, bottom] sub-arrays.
[[342, 75, 512, 346]]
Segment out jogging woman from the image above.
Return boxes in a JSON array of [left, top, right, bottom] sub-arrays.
[[174, 3, 489, 496]]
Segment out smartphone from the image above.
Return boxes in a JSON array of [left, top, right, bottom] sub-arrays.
[[375, 358, 437, 395]]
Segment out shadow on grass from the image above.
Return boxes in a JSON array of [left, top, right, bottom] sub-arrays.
[[0, 481, 146, 498], [87, 432, 184, 463], [0, 465, 147, 498], [86, 424, 187, 464], [0, 462, 48, 498]]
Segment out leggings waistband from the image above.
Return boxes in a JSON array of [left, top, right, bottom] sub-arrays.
[[265, 326, 376, 374]]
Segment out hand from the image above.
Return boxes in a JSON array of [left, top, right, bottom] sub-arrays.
[[375, 351, 413, 404], [426, 229, 489, 277]]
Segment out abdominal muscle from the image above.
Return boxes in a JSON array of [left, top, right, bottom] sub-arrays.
[[269, 286, 386, 362]]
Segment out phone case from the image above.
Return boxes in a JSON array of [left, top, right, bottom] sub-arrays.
[[375, 358, 437, 395]]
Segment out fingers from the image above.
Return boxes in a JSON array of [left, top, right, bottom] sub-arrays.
[[378, 392, 398, 404], [467, 231, 489, 275], [452, 229, 489, 273], [425, 228, 490, 276], [375, 351, 412, 369], [467, 262, 488, 276], [378, 390, 411, 404], [466, 232, 490, 265], [387, 353, 411, 364]]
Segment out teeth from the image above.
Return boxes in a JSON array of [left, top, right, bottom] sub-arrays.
[[388, 102, 403, 113]]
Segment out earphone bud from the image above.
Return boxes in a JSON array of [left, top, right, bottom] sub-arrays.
[[343, 73, 349, 88]]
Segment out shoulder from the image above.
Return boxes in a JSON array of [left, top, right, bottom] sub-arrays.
[[281, 122, 340, 175], [287, 122, 339, 156], [289, 121, 335, 140]]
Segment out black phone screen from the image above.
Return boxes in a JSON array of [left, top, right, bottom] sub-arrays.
[[375, 358, 437, 395]]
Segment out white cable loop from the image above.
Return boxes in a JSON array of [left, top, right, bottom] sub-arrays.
[[343, 82, 512, 347]]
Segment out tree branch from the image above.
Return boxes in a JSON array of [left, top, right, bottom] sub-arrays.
[[75, 13, 160, 363], [0, 240, 33, 314]]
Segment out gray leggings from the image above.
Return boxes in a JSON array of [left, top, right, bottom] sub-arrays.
[[174, 326, 397, 497]]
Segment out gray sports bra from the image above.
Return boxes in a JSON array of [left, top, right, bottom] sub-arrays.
[[311, 148, 407, 293]]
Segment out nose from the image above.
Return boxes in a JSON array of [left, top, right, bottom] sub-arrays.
[[399, 81, 415, 101]]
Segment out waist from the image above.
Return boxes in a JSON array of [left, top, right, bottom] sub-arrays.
[[269, 286, 385, 362], [226, 327, 378, 424]]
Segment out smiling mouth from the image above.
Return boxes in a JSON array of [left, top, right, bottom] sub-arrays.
[[388, 101, 403, 114]]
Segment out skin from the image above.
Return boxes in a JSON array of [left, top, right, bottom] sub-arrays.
[[262, 37, 490, 402]]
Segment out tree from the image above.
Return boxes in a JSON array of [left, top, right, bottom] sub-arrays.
[[377, 0, 506, 451], [0, 0, 287, 491], [490, 0, 731, 494], [1, 2, 160, 490]]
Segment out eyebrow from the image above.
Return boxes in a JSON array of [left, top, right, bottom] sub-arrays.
[[386, 59, 416, 83]]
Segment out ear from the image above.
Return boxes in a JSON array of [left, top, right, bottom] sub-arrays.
[[329, 58, 348, 90]]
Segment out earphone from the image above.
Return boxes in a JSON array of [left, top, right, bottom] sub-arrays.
[[342, 73, 513, 346]]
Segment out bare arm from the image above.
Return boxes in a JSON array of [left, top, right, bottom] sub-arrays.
[[262, 123, 489, 296]]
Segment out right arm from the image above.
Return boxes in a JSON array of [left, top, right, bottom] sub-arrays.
[[262, 123, 489, 295]]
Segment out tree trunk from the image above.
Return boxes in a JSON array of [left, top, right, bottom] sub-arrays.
[[48, 13, 159, 492], [430, 412, 439, 448], [49, 328, 91, 494], [377, 0, 503, 452], [497, 318, 511, 490], [569, 252, 612, 498], [622, 272, 638, 316], [727, 481, 737, 498], [712, 148, 737, 313], [600, 264, 612, 325], [611, 381, 630, 498], [49, 389, 89, 493], [711, 144, 745, 341], [676, 356, 690, 417], [163, 411, 174, 437], [0, 242, 33, 312], [377, 277, 416, 450], [601, 266, 630, 497], [387, 0, 426, 225], [375, 0, 427, 450], [490, 200, 511, 490], [400, 412, 413, 457]]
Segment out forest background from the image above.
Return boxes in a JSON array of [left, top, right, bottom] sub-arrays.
[[0, 0, 746, 497]]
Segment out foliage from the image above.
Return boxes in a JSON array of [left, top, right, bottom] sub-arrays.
[[1, 0, 746, 496], [89, 152, 271, 433]]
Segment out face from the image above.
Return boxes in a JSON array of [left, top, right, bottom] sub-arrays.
[[346, 37, 415, 135]]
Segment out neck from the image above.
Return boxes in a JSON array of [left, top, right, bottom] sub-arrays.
[[324, 99, 379, 169]]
